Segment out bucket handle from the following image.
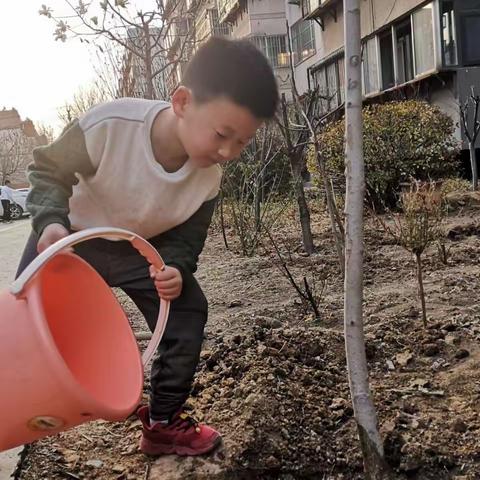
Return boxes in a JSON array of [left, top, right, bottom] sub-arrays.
[[10, 227, 170, 368]]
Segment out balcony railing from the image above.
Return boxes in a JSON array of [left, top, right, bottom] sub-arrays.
[[303, 0, 340, 23], [217, 0, 240, 23]]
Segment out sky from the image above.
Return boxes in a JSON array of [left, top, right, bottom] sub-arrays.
[[0, 1, 98, 132]]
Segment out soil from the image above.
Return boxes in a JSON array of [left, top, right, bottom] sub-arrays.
[[15, 205, 480, 480]]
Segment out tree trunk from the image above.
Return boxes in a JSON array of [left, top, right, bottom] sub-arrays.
[[290, 155, 315, 254], [415, 252, 427, 328], [469, 142, 478, 191], [143, 24, 155, 100], [343, 1, 388, 478], [316, 147, 345, 273], [280, 95, 314, 255]]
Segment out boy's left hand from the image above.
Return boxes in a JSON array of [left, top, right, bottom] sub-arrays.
[[149, 265, 183, 301]]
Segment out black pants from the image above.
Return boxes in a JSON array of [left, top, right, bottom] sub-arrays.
[[16, 231, 208, 420], [1, 200, 11, 221]]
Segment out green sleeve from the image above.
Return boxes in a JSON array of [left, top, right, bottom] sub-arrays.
[[155, 196, 218, 277], [27, 120, 95, 235]]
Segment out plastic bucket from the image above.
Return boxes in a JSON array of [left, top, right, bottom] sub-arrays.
[[0, 228, 169, 451]]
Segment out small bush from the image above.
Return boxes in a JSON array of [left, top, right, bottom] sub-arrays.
[[440, 177, 471, 197], [309, 100, 460, 208]]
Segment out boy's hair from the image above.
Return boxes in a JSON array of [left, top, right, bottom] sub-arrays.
[[182, 37, 279, 119], [4, 180, 10, 185]]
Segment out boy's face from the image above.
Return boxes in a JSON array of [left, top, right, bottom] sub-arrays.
[[172, 87, 263, 168]]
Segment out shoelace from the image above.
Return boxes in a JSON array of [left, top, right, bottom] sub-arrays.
[[170, 412, 201, 433]]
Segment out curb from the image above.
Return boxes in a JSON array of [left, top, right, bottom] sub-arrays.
[[0, 446, 25, 480]]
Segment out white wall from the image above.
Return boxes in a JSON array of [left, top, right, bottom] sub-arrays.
[[230, 0, 286, 37], [250, 0, 286, 34], [431, 84, 462, 143]]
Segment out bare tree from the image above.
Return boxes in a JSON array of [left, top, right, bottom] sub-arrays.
[[459, 86, 480, 190], [343, 1, 387, 478], [221, 123, 290, 256], [58, 84, 111, 127], [375, 181, 444, 328], [35, 123, 55, 144], [303, 111, 345, 274], [0, 129, 31, 184], [39, 0, 197, 100], [277, 93, 315, 254], [265, 228, 324, 321]]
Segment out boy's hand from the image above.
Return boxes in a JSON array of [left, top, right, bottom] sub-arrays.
[[149, 265, 183, 301], [37, 223, 70, 253]]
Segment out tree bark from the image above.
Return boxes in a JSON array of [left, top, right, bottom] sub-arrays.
[[343, 1, 388, 478], [469, 142, 478, 191], [280, 95, 314, 254], [415, 252, 427, 328], [291, 156, 314, 254], [316, 145, 345, 273]]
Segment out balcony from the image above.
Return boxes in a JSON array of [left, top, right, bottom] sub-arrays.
[[217, 0, 241, 23], [303, 0, 340, 29]]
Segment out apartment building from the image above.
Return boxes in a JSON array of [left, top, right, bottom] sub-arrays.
[[119, 26, 169, 100], [160, 0, 198, 95], [195, 0, 231, 47], [216, 0, 292, 95], [286, 0, 480, 146]]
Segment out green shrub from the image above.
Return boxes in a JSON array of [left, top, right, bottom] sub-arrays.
[[308, 100, 460, 208]]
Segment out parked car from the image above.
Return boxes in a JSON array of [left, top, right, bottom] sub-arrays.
[[0, 187, 30, 220]]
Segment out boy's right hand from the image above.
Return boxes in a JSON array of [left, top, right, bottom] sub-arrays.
[[37, 223, 70, 253]]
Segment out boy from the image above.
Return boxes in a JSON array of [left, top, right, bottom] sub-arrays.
[[1, 179, 15, 222], [17, 37, 278, 456]]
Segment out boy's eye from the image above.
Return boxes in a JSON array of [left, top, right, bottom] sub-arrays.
[[215, 131, 227, 139]]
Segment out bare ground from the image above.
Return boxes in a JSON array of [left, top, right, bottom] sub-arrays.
[[16, 207, 480, 480]]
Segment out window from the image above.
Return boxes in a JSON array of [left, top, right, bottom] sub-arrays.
[[326, 61, 338, 109], [363, 37, 379, 94], [313, 67, 328, 114], [460, 14, 480, 66], [210, 9, 230, 37], [252, 35, 289, 68], [395, 19, 414, 84], [441, 1, 457, 66], [291, 20, 316, 65], [301, 0, 310, 17], [175, 18, 189, 37], [337, 56, 345, 104], [379, 30, 395, 90], [311, 55, 344, 115], [413, 3, 435, 74]]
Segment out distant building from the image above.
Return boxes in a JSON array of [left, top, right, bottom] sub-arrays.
[[162, 0, 198, 95], [118, 26, 170, 100], [194, 0, 231, 48], [216, 0, 292, 96], [0, 108, 47, 187]]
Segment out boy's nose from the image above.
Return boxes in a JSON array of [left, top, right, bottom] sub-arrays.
[[217, 146, 233, 161]]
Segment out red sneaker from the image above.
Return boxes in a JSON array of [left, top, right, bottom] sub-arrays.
[[137, 406, 221, 456]]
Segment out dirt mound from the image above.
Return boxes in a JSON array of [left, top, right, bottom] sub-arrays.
[[191, 321, 362, 478]]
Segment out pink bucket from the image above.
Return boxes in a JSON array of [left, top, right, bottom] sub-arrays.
[[0, 228, 170, 451]]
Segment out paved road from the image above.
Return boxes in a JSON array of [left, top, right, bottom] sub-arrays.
[[0, 219, 31, 479]]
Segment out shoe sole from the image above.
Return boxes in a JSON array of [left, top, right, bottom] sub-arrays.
[[140, 435, 222, 456]]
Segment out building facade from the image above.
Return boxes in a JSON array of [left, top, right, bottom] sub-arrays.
[[0, 108, 47, 187], [119, 26, 170, 100], [286, 0, 480, 146], [212, 0, 293, 96]]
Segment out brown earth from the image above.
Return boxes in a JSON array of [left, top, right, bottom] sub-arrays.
[[16, 207, 480, 480]]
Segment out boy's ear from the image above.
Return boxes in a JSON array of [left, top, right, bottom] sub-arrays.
[[171, 86, 193, 118]]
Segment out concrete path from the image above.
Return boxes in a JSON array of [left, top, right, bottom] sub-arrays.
[[0, 219, 31, 479]]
